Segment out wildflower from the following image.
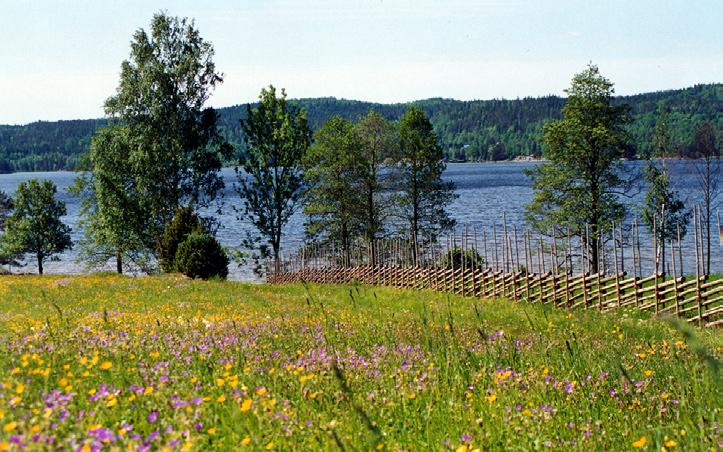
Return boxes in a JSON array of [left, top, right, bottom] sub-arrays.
[[632, 436, 647, 448], [207, 427, 217, 434], [240, 399, 253, 412], [15, 384, 24, 394], [644, 370, 652, 377], [664, 439, 676, 447], [144, 386, 154, 395], [216, 378, 225, 387], [241, 437, 251, 446], [486, 394, 496, 403], [265, 442, 274, 449], [147, 411, 158, 423], [100, 361, 113, 370], [216, 395, 226, 403], [3, 422, 16, 433], [256, 387, 267, 396]]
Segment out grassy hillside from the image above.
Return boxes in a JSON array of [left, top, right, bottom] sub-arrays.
[[0, 84, 719, 171], [0, 274, 719, 450]]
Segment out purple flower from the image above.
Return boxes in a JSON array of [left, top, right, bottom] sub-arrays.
[[147, 411, 158, 423], [460, 434, 472, 443]]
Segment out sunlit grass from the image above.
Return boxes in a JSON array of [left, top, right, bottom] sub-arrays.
[[0, 274, 719, 450]]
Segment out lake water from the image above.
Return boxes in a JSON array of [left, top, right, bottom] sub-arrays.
[[0, 161, 720, 279]]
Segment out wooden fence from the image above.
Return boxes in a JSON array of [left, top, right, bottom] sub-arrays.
[[267, 209, 722, 328]]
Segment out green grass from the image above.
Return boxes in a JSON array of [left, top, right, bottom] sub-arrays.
[[0, 274, 720, 450]]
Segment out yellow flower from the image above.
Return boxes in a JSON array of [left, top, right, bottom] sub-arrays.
[[241, 436, 251, 446], [144, 386, 154, 395], [100, 361, 113, 370], [664, 439, 677, 447], [16, 383, 25, 394], [207, 427, 217, 434], [407, 393, 416, 399], [456, 446, 468, 452], [632, 436, 647, 448], [240, 399, 253, 412], [256, 387, 267, 396], [81, 444, 91, 452], [106, 398, 117, 407], [265, 442, 274, 450], [216, 378, 225, 387], [644, 370, 652, 377], [0, 441, 8, 451], [486, 394, 496, 403], [216, 395, 226, 403], [3, 422, 17, 432]]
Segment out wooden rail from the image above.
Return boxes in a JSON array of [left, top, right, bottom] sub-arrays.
[[268, 266, 721, 328]]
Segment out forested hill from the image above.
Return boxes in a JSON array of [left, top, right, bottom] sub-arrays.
[[0, 83, 719, 172]]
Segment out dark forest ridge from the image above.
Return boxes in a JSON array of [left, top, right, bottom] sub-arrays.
[[0, 83, 719, 173]]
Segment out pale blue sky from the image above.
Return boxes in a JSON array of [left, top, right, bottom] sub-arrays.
[[1, 0, 721, 124]]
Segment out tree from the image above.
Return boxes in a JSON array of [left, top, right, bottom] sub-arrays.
[[692, 120, 720, 275], [101, 13, 231, 247], [650, 109, 673, 159], [355, 111, 398, 261], [395, 107, 457, 258], [1, 180, 72, 274], [489, 142, 507, 161], [641, 165, 690, 277], [303, 116, 366, 262], [525, 64, 632, 273], [73, 126, 151, 274], [236, 86, 312, 274], [157, 206, 204, 273], [0, 191, 15, 266]]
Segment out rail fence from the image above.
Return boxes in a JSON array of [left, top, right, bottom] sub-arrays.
[[267, 210, 722, 328]]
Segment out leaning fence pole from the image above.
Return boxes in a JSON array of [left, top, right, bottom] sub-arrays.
[[473, 225, 479, 296], [523, 229, 531, 301], [671, 233, 679, 315], [613, 223, 621, 307], [677, 224, 683, 277], [653, 214, 660, 314], [693, 206, 702, 326], [493, 224, 499, 272]]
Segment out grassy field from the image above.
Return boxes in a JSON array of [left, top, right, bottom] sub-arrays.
[[0, 274, 719, 450]]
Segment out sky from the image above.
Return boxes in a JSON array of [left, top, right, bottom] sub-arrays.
[[1, 0, 721, 124]]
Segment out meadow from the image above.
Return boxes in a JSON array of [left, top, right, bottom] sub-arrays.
[[0, 274, 719, 450]]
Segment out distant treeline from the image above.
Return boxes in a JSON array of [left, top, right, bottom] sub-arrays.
[[0, 83, 720, 172]]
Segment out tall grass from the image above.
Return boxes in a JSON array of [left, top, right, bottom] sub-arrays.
[[0, 274, 719, 450]]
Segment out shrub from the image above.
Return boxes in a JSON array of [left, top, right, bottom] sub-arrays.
[[157, 207, 204, 272], [174, 232, 229, 280]]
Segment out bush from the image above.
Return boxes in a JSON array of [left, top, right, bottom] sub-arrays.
[[157, 207, 204, 272], [174, 232, 229, 280], [438, 246, 485, 270]]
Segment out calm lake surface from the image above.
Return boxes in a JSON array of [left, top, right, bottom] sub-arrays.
[[0, 161, 720, 279]]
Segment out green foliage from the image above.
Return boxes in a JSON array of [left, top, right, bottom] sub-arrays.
[[102, 12, 231, 239], [526, 64, 631, 273], [438, 246, 485, 270], [236, 85, 312, 270], [303, 116, 367, 256], [396, 107, 457, 244], [174, 232, 229, 280], [157, 206, 205, 273], [0, 191, 13, 265], [1, 85, 720, 171], [354, 111, 398, 244], [73, 125, 152, 274], [0, 179, 72, 274]]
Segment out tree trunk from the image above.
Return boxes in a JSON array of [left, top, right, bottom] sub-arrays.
[[116, 250, 123, 274], [37, 254, 43, 275]]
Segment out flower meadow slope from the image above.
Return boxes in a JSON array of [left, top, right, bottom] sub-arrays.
[[0, 275, 719, 450]]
